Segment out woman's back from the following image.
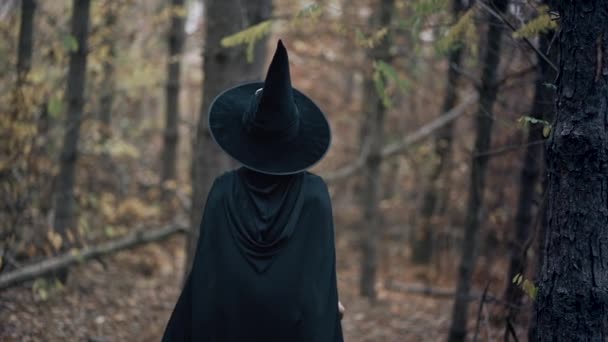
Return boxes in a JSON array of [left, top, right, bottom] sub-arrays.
[[162, 169, 343, 342]]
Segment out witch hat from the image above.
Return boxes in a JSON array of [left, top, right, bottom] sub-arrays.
[[208, 40, 331, 175]]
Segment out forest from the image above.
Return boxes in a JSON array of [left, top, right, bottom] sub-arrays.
[[1, 0, 607, 341]]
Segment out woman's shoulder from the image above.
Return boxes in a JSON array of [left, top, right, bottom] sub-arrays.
[[301, 172, 332, 207], [204, 170, 238, 200], [214, 169, 238, 185], [302, 171, 329, 189]]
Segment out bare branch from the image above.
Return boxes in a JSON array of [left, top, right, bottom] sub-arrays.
[[477, 0, 559, 72], [0, 224, 187, 290], [323, 93, 478, 183], [473, 139, 546, 158]]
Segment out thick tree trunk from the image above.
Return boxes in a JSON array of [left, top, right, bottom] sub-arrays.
[[359, 0, 395, 300], [52, 0, 91, 253], [447, 1, 509, 341], [186, 0, 272, 275], [502, 29, 556, 341], [411, 0, 467, 265], [535, 1, 608, 341], [16, 0, 36, 83], [160, 0, 186, 202], [98, 1, 116, 142]]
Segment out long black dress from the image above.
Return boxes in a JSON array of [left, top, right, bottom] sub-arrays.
[[162, 168, 344, 341]]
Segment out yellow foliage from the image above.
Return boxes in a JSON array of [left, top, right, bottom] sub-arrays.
[[513, 6, 557, 39], [46, 229, 63, 252], [32, 277, 64, 302], [0, 82, 41, 174], [170, 4, 187, 18], [115, 197, 159, 223], [99, 192, 117, 223], [411, 0, 450, 16], [161, 179, 178, 191], [221, 20, 274, 63], [155, 4, 187, 25], [116, 60, 163, 91], [221, 3, 323, 63], [436, 8, 476, 56], [355, 27, 389, 49], [290, 3, 323, 28], [87, 137, 141, 159], [513, 273, 538, 300]]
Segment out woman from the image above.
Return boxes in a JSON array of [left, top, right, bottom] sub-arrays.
[[162, 40, 344, 342]]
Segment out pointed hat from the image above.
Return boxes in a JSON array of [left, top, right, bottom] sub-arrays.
[[208, 40, 331, 175]]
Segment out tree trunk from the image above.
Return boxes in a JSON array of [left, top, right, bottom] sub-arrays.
[[447, 1, 509, 341], [535, 1, 608, 340], [502, 28, 556, 341], [98, 1, 116, 143], [186, 0, 272, 275], [16, 0, 36, 83], [52, 0, 91, 253], [160, 0, 186, 202], [359, 0, 395, 300], [411, 0, 467, 265], [1, 0, 37, 273]]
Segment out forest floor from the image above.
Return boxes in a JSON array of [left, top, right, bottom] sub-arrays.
[[0, 220, 531, 342]]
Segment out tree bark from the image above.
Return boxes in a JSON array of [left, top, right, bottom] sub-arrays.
[[411, 0, 468, 265], [16, 0, 36, 84], [52, 0, 91, 252], [98, 1, 117, 143], [502, 28, 556, 341], [358, 0, 395, 300], [186, 0, 272, 276], [447, 1, 509, 341], [535, 1, 608, 340], [160, 0, 186, 202]]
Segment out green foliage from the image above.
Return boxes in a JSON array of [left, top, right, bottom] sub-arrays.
[[436, 8, 476, 56], [518, 115, 552, 138], [221, 20, 273, 63], [355, 27, 389, 48], [513, 6, 556, 39], [70, 248, 86, 264], [221, 3, 323, 63], [32, 277, 65, 302], [543, 125, 552, 138], [373, 60, 411, 108], [513, 273, 538, 300], [105, 225, 117, 237], [518, 116, 550, 126], [542, 82, 557, 90], [290, 3, 323, 27], [398, 0, 450, 47], [48, 95, 64, 118], [62, 34, 79, 52], [410, 0, 450, 18]]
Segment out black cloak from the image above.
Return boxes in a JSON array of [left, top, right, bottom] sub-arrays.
[[162, 168, 344, 341]]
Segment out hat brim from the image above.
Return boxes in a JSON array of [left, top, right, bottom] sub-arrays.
[[208, 82, 331, 175]]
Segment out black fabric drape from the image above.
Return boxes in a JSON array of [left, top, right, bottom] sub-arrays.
[[162, 168, 343, 342]]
